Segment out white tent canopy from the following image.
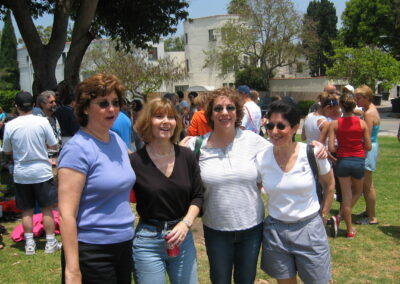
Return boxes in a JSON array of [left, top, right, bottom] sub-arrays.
[[187, 85, 216, 92]]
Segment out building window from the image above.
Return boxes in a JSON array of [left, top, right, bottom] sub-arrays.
[[229, 83, 234, 88], [185, 59, 189, 73], [223, 83, 227, 87], [288, 63, 293, 75], [208, 29, 217, 41], [296, 63, 303, 73], [175, 85, 189, 93], [148, 47, 158, 61], [184, 33, 188, 45], [26, 56, 29, 63]]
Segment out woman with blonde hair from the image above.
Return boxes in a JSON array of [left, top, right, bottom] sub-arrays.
[[329, 93, 371, 238], [131, 97, 203, 284], [354, 85, 380, 225]]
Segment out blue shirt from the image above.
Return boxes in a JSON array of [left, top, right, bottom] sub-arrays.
[[58, 130, 135, 244], [111, 112, 132, 150]]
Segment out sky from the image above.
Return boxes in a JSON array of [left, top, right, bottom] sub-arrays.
[[1, 0, 348, 40]]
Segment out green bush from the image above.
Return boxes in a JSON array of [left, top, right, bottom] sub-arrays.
[[297, 100, 315, 116], [0, 89, 19, 112]]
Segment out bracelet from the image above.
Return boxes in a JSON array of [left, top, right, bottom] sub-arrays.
[[181, 219, 192, 229]]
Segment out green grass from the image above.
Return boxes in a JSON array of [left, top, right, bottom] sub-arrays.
[[0, 137, 399, 283]]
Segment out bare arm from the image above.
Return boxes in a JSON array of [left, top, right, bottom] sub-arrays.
[[167, 205, 200, 247], [310, 140, 327, 159], [318, 120, 330, 144], [361, 120, 372, 152], [301, 124, 307, 141], [328, 121, 337, 153], [318, 169, 335, 222], [58, 168, 86, 284]]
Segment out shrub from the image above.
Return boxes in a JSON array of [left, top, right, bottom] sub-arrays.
[[0, 90, 19, 112], [297, 100, 315, 116]]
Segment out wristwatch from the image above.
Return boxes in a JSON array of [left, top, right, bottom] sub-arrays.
[[181, 219, 192, 229]]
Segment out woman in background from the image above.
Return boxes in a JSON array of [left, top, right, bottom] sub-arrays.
[[329, 93, 371, 238], [187, 93, 212, 136]]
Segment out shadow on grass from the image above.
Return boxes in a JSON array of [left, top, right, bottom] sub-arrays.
[[10, 238, 48, 252], [378, 225, 400, 239]]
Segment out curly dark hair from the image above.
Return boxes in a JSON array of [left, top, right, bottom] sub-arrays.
[[205, 88, 244, 129], [74, 73, 125, 127]]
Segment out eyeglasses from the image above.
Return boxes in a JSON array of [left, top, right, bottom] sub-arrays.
[[266, 122, 288, 131], [47, 100, 56, 105], [92, 100, 120, 109], [323, 99, 338, 107], [213, 104, 236, 112]]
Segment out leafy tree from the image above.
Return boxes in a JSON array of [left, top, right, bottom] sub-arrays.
[[302, 0, 337, 76], [204, 0, 302, 92], [82, 40, 188, 95], [341, 0, 400, 60], [326, 44, 400, 92], [18, 24, 73, 45], [0, 0, 188, 96], [164, 36, 184, 52], [234, 66, 264, 91], [227, 0, 249, 14], [0, 10, 20, 90]]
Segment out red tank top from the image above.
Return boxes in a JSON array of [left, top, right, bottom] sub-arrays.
[[336, 116, 365, 157]]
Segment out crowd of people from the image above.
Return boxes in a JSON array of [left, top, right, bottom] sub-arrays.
[[1, 73, 382, 284]]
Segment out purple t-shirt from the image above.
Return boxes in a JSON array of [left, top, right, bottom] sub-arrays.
[[58, 130, 135, 244]]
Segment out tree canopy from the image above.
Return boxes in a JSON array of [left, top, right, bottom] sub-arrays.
[[341, 0, 400, 60], [0, 0, 188, 96], [82, 40, 188, 96], [0, 9, 19, 90], [164, 36, 184, 52], [204, 0, 302, 92], [301, 0, 337, 76], [326, 44, 400, 92]]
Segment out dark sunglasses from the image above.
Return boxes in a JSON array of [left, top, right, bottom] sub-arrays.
[[323, 99, 338, 107], [93, 100, 120, 109], [266, 122, 288, 131], [213, 104, 236, 112]]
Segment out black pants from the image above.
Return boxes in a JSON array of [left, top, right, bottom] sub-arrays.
[[61, 240, 132, 284]]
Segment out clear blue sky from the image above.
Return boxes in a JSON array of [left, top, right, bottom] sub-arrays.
[[1, 0, 348, 40]]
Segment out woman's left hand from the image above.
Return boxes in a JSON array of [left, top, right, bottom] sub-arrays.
[[166, 222, 190, 246], [311, 140, 327, 159]]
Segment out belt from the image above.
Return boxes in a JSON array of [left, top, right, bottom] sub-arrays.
[[140, 218, 182, 231], [270, 211, 320, 225]]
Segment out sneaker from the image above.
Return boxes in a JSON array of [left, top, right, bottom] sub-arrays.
[[44, 240, 62, 254], [25, 242, 36, 255], [329, 215, 340, 238], [346, 230, 357, 239]]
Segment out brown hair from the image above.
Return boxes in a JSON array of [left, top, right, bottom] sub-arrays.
[[249, 90, 260, 102], [355, 85, 373, 102], [339, 93, 356, 112], [193, 93, 210, 110], [75, 73, 125, 127], [205, 88, 243, 129], [134, 97, 182, 143]]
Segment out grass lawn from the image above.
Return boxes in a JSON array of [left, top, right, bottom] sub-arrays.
[[0, 136, 399, 283]]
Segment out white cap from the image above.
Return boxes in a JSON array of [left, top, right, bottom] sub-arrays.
[[343, 84, 354, 94]]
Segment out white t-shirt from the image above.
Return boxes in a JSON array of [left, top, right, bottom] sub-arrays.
[[241, 101, 262, 133], [189, 129, 271, 231], [256, 143, 330, 222], [3, 114, 57, 184], [303, 112, 328, 144]]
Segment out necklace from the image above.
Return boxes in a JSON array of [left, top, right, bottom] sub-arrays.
[[82, 127, 109, 142], [147, 144, 175, 157]]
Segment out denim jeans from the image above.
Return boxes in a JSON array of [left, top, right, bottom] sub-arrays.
[[132, 222, 198, 284], [203, 223, 263, 284]]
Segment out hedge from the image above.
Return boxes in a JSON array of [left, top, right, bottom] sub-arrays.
[[297, 100, 316, 117], [0, 89, 19, 112]]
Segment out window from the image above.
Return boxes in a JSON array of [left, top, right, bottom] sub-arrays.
[[223, 83, 227, 87], [26, 56, 29, 63], [184, 33, 188, 45], [148, 47, 158, 61], [288, 63, 293, 75], [208, 29, 217, 41], [185, 59, 189, 73], [229, 83, 234, 88], [296, 63, 303, 73]]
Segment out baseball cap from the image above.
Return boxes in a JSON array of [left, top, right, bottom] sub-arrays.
[[237, 85, 250, 95], [15, 91, 34, 108], [343, 84, 354, 94]]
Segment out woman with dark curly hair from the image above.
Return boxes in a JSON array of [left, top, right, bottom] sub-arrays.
[[58, 73, 135, 284]]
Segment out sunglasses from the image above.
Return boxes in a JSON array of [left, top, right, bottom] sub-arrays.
[[266, 122, 288, 131], [213, 104, 236, 112], [93, 100, 120, 109], [323, 99, 339, 107]]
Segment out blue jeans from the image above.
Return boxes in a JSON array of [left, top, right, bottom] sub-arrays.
[[132, 222, 198, 284], [203, 223, 263, 284]]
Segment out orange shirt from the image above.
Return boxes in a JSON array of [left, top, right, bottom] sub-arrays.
[[187, 110, 212, 136]]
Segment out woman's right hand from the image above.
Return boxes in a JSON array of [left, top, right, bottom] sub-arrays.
[[179, 136, 193, 147]]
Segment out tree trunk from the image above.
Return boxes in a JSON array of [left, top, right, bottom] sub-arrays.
[[64, 0, 99, 92]]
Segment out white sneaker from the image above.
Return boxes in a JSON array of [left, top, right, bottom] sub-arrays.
[[44, 240, 62, 254], [25, 242, 36, 255]]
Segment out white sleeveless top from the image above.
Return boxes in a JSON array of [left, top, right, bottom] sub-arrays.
[[303, 112, 328, 144]]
